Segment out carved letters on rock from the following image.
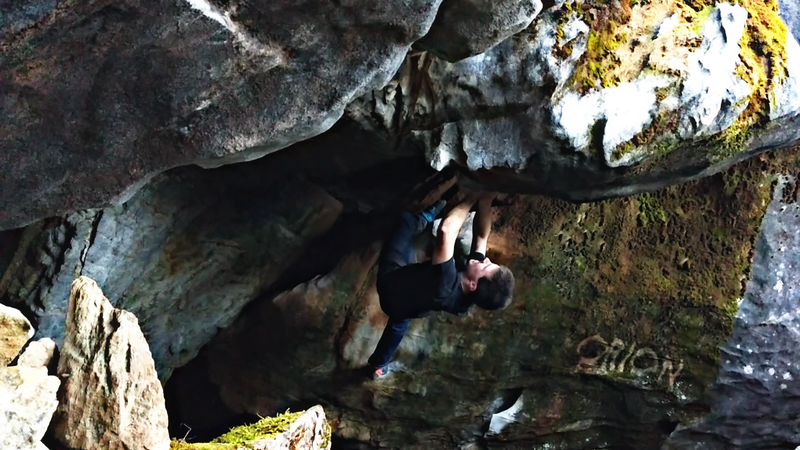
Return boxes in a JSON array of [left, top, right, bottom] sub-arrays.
[[575, 334, 684, 391]]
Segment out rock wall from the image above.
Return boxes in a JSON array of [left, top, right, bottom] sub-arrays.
[[0, 161, 344, 380], [161, 149, 800, 449], [664, 175, 800, 449]]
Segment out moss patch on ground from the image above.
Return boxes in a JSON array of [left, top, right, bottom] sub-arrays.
[[170, 410, 303, 450]]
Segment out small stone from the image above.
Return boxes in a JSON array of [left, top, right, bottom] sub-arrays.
[[0, 304, 35, 367], [17, 338, 58, 372], [0, 366, 60, 450]]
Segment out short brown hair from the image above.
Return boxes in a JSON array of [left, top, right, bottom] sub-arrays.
[[473, 266, 515, 310]]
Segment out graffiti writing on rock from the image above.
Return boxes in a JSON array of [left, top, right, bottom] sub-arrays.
[[575, 335, 683, 391]]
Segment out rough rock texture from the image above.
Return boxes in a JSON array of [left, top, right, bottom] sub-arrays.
[[0, 0, 442, 230], [169, 151, 797, 449], [17, 337, 58, 372], [252, 406, 331, 450], [53, 276, 170, 450], [0, 303, 34, 366], [348, 0, 800, 201], [3, 0, 800, 230], [782, 0, 800, 39], [416, 0, 543, 61], [0, 366, 60, 450], [663, 175, 800, 449], [1, 161, 343, 380]]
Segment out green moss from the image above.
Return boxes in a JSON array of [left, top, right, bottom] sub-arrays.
[[637, 193, 669, 227], [170, 410, 304, 450], [707, 120, 753, 162], [574, 26, 629, 91], [687, 4, 715, 35]]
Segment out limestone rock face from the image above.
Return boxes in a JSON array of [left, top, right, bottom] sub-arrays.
[[53, 276, 170, 450], [416, 0, 543, 61], [249, 406, 331, 450], [0, 0, 442, 230], [2, 163, 343, 380], [0, 303, 34, 366], [349, 1, 800, 201], [664, 175, 800, 449], [17, 337, 58, 372], [0, 366, 60, 450]]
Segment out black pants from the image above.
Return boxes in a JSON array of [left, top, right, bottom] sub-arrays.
[[367, 212, 425, 369]]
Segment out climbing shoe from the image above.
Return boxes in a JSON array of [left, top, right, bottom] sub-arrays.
[[420, 200, 447, 224], [371, 361, 402, 380], [372, 366, 390, 380]]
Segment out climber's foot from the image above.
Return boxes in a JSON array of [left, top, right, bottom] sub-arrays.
[[371, 361, 402, 381]]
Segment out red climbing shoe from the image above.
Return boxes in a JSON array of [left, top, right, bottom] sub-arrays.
[[372, 366, 390, 380]]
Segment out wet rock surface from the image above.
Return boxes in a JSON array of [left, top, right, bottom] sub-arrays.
[[664, 175, 800, 449]]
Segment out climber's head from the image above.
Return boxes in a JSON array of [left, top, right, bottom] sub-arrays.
[[463, 257, 515, 310]]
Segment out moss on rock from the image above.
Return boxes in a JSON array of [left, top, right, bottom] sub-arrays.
[[170, 410, 304, 450]]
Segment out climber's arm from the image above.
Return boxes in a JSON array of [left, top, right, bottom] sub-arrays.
[[471, 192, 497, 255], [432, 193, 480, 265]]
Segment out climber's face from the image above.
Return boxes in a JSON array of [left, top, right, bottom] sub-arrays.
[[463, 257, 501, 292]]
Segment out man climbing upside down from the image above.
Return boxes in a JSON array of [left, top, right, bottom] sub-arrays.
[[368, 189, 516, 379]]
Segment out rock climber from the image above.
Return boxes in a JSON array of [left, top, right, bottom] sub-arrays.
[[368, 188, 516, 379]]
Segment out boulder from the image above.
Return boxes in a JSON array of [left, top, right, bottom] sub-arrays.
[[0, 0, 442, 230], [349, 1, 800, 200], [0, 303, 34, 366], [53, 276, 170, 450], [171, 405, 331, 450], [3, 0, 800, 231], [0, 366, 60, 450]]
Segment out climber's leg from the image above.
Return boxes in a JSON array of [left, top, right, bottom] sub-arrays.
[[367, 317, 411, 375], [378, 201, 447, 277]]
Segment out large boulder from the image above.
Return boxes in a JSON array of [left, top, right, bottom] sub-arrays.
[[0, 0, 442, 231], [2, 0, 800, 231], [172, 405, 331, 450], [0, 366, 60, 450], [349, 0, 800, 200], [53, 276, 170, 450], [0, 303, 34, 366]]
